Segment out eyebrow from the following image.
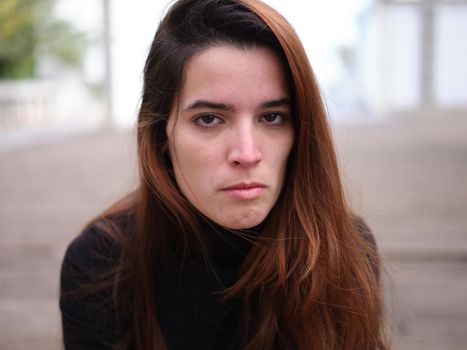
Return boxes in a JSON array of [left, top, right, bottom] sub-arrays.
[[261, 98, 291, 109], [184, 100, 234, 111], [183, 98, 291, 112]]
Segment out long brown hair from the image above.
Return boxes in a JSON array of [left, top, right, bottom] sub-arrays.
[[84, 0, 388, 348]]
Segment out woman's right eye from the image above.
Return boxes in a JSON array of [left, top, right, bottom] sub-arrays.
[[193, 114, 223, 128]]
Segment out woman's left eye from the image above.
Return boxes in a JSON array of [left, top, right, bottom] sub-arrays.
[[261, 112, 286, 125]]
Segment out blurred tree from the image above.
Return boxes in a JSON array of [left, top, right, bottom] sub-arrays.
[[0, 0, 87, 79]]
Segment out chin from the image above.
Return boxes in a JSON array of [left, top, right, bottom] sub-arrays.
[[215, 212, 268, 230], [223, 222, 260, 230]]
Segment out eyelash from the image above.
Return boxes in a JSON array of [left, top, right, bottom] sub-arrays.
[[193, 112, 288, 128]]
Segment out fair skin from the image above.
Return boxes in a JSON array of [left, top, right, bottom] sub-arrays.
[[166, 45, 294, 229]]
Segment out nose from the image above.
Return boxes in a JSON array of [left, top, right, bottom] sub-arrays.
[[227, 124, 262, 167]]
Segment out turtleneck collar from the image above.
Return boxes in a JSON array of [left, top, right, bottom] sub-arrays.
[[199, 218, 261, 264]]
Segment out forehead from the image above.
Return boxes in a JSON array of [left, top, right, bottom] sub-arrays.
[[179, 45, 290, 107]]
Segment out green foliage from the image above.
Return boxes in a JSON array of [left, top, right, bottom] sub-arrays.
[[0, 0, 87, 79]]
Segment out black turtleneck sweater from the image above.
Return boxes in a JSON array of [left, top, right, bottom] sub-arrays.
[[60, 217, 254, 349], [60, 216, 375, 349]]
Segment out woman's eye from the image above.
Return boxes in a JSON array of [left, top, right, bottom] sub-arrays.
[[193, 114, 223, 127], [261, 112, 285, 125]]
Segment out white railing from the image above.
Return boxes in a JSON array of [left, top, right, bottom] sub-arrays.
[[0, 80, 58, 131]]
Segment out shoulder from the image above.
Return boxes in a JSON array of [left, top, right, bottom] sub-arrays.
[[352, 216, 376, 249], [60, 213, 134, 296], [61, 214, 132, 276], [351, 216, 380, 278], [61, 222, 120, 284]]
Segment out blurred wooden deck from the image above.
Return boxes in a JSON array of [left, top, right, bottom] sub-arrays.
[[1, 115, 466, 349]]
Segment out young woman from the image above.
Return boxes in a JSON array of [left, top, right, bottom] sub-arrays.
[[60, 0, 388, 349]]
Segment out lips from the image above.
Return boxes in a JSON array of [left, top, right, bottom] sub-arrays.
[[221, 182, 267, 200]]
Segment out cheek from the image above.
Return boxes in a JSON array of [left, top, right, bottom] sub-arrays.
[[170, 135, 219, 186], [273, 136, 293, 193], [272, 132, 294, 171]]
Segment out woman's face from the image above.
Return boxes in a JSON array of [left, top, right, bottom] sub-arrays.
[[166, 45, 294, 229]]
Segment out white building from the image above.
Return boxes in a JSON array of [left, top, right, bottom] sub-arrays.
[[357, 0, 467, 118]]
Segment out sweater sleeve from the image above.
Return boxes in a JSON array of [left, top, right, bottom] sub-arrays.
[[59, 225, 120, 349]]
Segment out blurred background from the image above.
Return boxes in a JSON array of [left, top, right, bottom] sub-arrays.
[[0, 0, 466, 349]]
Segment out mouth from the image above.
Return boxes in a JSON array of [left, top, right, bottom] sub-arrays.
[[221, 182, 267, 200]]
